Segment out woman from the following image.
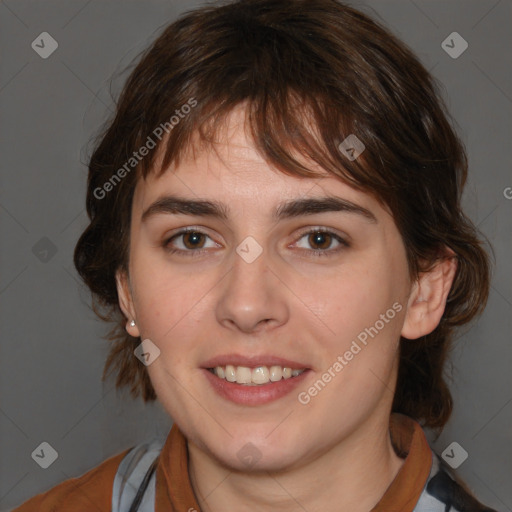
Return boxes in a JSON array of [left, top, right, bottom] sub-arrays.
[[13, 0, 497, 510]]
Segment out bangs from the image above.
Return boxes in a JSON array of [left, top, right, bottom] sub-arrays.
[[142, 92, 375, 193]]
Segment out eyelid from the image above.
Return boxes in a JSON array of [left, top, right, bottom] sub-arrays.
[[293, 225, 350, 243]]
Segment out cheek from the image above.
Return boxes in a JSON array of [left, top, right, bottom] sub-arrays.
[[319, 265, 396, 325], [312, 256, 407, 360], [130, 254, 213, 346]]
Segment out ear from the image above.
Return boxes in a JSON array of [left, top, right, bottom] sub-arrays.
[[401, 251, 458, 340], [115, 269, 141, 338]]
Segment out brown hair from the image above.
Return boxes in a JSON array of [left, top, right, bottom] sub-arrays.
[[74, 0, 491, 430]]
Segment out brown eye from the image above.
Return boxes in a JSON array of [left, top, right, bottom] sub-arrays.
[[294, 228, 349, 258], [181, 231, 206, 250], [163, 228, 217, 256], [308, 231, 333, 250]]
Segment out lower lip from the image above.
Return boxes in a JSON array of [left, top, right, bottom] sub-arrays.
[[202, 368, 311, 405]]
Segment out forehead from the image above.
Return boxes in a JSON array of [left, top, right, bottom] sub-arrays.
[[133, 106, 386, 220]]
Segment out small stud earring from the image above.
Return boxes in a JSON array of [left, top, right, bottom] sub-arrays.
[[130, 320, 136, 327]]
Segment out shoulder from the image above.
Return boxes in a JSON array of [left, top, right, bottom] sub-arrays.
[[10, 447, 133, 512], [112, 438, 165, 512], [414, 454, 498, 512]]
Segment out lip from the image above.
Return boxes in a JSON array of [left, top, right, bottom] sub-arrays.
[[201, 353, 310, 370], [202, 367, 311, 405]]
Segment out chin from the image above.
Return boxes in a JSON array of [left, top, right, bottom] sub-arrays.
[[203, 431, 306, 473], [217, 448, 300, 474]]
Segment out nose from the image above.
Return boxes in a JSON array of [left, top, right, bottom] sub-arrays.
[[215, 239, 290, 334]]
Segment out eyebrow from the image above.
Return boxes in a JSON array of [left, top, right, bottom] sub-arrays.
[[141, 194, 377, 223]]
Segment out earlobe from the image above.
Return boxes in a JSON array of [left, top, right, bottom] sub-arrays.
[[401, 253, 458, 340], [115, 269, 140, 338]]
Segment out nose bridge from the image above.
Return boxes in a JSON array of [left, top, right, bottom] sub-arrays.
[[215, 232, 287, 331], [230, 234, 269, 293]]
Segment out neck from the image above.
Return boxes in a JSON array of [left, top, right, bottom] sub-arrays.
[[187, 410, 405, 512]]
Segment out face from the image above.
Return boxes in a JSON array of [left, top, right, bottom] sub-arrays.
[[117, 106, 416, 473]]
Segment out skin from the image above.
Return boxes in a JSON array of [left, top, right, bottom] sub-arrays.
[[116, 105, 457, 512]]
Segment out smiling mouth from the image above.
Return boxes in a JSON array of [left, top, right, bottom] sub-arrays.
[[208, 364, 306, 385]]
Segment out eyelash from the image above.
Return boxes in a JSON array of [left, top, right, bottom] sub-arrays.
[[162, 227, 349, 258]]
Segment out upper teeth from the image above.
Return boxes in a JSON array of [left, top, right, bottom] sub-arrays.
[[211, 365, 305, 385]]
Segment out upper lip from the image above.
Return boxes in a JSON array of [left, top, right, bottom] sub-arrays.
[[201, 353, 310, 370]]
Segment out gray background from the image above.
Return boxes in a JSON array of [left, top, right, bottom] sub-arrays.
[[0, 0, 510, 510]]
